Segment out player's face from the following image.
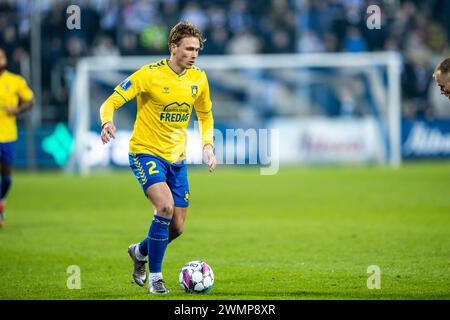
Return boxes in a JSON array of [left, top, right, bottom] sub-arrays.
[[0, 50, 7, 71], [434, 71, 450, 99], [172, 37, 200, 70]]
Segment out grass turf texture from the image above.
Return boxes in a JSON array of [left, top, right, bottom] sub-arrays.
[[0, 162, 449, 300]]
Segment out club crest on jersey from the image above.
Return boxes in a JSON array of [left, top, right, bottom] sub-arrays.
[[163, 87, 170, 94], [119, 78, 132, 90], [191, 85, 198, 98]]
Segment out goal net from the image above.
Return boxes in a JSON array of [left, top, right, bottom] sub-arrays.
[[67, 52, 402, 174]]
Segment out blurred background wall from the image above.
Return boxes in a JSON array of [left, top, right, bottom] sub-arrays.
[[1, 0, 450, 169]]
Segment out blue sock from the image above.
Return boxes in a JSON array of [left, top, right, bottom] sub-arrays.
[[138, 217, 174, 257], [0, 173, 12, 200], [147, 215, 171, 273], [138, 237, 148, 256]]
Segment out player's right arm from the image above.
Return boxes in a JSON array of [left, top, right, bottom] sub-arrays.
[[100, 67, 148, 144], [100, 92, 122, 144]]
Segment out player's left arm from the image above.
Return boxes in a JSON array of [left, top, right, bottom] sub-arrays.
[[195, 72, 216, 172], [3, 76, 34, 115]]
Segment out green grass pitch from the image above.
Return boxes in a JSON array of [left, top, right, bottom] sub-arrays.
[[0, 162, 449, 300]]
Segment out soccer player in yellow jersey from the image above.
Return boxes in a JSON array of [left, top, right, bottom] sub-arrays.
[[99, 22, 216, 294], [0, 48, 34, 228]]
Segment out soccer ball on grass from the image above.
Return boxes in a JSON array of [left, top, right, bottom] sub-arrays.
[[179, 260, 214, 293]]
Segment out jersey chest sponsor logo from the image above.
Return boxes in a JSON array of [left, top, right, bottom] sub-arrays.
[[160, 112, 189, 122], [159, 102, 191, 123]]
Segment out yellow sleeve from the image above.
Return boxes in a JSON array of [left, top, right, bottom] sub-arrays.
[[101, 66, 150, 126], [99, 91, 126, 126], [113, 66, 148, 102], [16, 76, 33, 101], [195, 72, 214, 146]]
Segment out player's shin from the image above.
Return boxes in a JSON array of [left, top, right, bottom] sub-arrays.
[[0, 172, 12, 200], [168, 228, 182, 243], [147, 215, 172, 281]]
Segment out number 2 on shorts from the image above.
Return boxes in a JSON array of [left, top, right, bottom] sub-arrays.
[[146, 161, 159, 175]]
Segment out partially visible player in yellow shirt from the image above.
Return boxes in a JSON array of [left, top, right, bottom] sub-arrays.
[[0, 47, 34, 228], [99, 22, 216, 294]]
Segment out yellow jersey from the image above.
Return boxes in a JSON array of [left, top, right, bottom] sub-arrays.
[[0, 70, 33, 142], [100, 58, 214, 163]]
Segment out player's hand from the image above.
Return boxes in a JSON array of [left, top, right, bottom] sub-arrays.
[[2, 106, 19, 116], [203, 144, 216, 172], [101, 122, 116, 144]]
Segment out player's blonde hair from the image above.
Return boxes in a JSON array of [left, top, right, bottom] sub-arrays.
[[168, 21, 206, 52]]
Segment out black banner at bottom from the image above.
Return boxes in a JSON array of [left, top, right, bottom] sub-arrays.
[[0, 300, 444, 318]]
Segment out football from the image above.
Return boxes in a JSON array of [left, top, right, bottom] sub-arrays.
[[179, 260, 214, 293]]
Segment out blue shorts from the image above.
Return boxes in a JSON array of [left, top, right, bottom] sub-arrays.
[[129, 153, 190, 207], [0, 142, 16, 166]]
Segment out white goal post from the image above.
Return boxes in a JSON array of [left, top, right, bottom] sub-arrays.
[[68, 52, 402, 174]]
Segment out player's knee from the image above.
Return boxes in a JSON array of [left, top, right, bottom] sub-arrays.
[[1, 165, 12, 176], [156, 203, 174, 218]]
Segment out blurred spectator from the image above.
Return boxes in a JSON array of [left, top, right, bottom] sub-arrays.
[[180, 2, 209, 31], [343, 25, 367, 52], [92, 35, 120, 57], [78, 0, 100, 46], [98, 0, 119, 39], [268, 29, 294, 53], [203, 27, 228, 55], [323, 33, 338, 52], [226, 28, 262, 55], [65, 36, 87, 67], [161, 0, 181, 29], [122, 0, 157, 34], [119, 32, 141, 55], [297, 30, 324, 53], [0, 0, 14, 15], [207, 6, 227, 29], [139, 22, 168, 54], [227, 0, 252, 35], [2, 26, 19, 57], [402, 53, 434, 119]]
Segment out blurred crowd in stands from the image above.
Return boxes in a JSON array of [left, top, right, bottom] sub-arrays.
[[1, 0, 450, 123]]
